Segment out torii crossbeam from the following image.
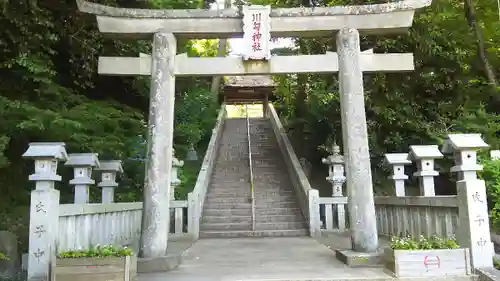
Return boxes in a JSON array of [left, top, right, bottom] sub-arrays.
[[77, 0, 430, 38]]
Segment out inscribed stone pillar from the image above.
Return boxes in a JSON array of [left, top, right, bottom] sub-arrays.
[[336, 28, 378, 253], [139, 32, 176, 258], [22, 142, 67, 281]]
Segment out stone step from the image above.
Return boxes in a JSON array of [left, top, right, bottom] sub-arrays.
[[256, 214, 305, 223], [203, 208, 253, 216], [199, 229, 309, 238], [205, 201, 298, 209], [256, 221, 307, 230], [202, 214, 304, 224], [200, 222, 252, 231], [208, 188, 293, 193], [206, 190, 294, 198], [205, 195, 297, 204], [202, 215, 252, 224], [204, 202, 252, 209], [203, 207, 302, 217]]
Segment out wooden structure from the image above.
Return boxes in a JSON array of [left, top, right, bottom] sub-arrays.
[[221, 75, 275, 106]]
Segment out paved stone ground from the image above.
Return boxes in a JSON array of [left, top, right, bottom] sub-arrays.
[[140, 233, 392, 281], [140, 233, 476, 281]]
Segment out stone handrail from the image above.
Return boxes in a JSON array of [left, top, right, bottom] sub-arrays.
[[57, 201, 188, 253], [319, 196, 347, 232], [187, 105, 227, 239], [267, 104, 320, 236], [374, 196, 459, 238]]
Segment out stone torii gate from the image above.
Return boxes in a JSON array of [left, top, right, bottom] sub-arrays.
[[76, 0, 431, 261]]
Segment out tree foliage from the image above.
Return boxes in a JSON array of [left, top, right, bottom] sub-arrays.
[[0, 0, 219, 248], [254, 0, 500, 193]]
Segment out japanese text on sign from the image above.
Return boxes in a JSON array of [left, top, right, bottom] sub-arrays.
[[252, 13, 262, 52], [242, 5, 271, 60]]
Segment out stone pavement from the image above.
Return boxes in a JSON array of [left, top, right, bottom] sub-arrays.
[[139, 236, 388, 281], [140, 233, 476, 281]]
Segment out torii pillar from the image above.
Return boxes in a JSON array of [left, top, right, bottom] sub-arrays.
[[337, 28, 378, 253], [139, 33, 177, 258]]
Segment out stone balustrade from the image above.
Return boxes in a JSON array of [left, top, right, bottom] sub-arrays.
[[267, 104, 320, 237], [374, 196, 459, 238], [317, 196, 459, 237], [57, 201, 189, 253], [57, 202, 142, 252], [187, 106, 227, 239], [319, 196, 347, 232]]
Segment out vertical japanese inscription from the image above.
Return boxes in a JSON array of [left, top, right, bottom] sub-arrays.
[[33, 248, 45, 262], [251, 12, 262, 52], [36, 202, 46, 213], [242, 5, 270, 60], [469, 188, 491, 252]]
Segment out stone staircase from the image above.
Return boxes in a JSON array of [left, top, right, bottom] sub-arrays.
[[200, 117, 308, 238]]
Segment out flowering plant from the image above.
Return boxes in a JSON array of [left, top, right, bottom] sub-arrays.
[[0, 251, 9, 260], [57, 245, 133, 259], [390, 234, 459, 250]]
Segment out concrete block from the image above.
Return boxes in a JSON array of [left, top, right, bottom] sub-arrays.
[[137, 255, 182, 273], [335, 249, 384, 268], [384, 248, 471, 278]]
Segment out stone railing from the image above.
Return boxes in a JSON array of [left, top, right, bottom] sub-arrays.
[[57, 201, 188, 253], [317, 196, 459, 237], [374, 196, 459, 238], [57, 202, 142, 252], [319, 196, 347, 232], [267, 104, 320, 237], [187, 105, 227, 239]]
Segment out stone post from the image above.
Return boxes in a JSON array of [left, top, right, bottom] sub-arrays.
[[65, 153, 100, 204], [322, 144, 346, 231], [384, 153, 411, 196], [22, 142, 67, 281], [442, 134, 493, 269], [170, 149, 184, 200], [140, 32, 176, 258], [308, 189, 321, 238], [336, 27, 378, 253], [95, 160, 123, 203], [408, 145, 443, 196]]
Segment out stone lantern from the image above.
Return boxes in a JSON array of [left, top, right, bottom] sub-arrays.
[[322, 144, 346, 197], [384, 153, 411, 196], [441, 133, 488, 181], [408, 145, 443, 196], [171, 149, 184, 199], [186, 145, 198, 161], [95, 160, 123, 203], [65, 153, 100, 203]]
